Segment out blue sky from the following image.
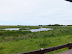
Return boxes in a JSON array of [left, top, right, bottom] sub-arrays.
[[0, 0, 72, 25]]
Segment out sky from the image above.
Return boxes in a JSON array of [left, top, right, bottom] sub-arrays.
[[0, 0, 72, 25]]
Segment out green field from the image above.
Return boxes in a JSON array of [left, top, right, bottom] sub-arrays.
[[0, 26, 72, 54]]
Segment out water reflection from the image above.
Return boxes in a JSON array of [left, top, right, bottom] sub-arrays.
[[1, 28, 20, 30], [29, 28, 53, 32], [1, 28, 53, 32]]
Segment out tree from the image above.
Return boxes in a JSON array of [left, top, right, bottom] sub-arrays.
[[66, 0, 72, 2]]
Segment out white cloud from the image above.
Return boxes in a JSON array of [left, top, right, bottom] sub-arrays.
[[0, 0, 72, 25]]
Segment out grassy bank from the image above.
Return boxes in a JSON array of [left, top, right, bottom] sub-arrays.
[[0, 26, 72, 54], [0, 26, 40, 29]]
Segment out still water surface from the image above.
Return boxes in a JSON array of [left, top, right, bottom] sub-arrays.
[[2, 28, 20, 30], [1, 28, 53, 32], [29, 28, 53, 32]]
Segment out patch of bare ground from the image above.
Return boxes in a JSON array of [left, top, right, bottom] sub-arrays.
[[3, 36, 14, 42], [3, 34, 31, 42]]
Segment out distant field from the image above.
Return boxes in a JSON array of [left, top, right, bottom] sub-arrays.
[[0, 26, 72, 54]]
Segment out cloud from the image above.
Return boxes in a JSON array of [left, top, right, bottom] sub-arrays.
[[0, 0, 72, 25]]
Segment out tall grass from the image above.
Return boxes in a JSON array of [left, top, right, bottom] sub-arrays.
[[0, 35, 71, 54], [0, 26, 72, 54]]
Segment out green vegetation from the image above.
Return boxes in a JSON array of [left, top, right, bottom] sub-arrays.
[[0, 26, 40, 29], [0, 26, 72, 54]]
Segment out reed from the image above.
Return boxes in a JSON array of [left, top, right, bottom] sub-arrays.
[[0, 26, 72, 54]]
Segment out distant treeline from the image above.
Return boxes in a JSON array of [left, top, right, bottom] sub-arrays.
[[67, 25, 72, 26], [39, 24, 72, 26]]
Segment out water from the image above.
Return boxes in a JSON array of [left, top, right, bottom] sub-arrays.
[[1, 28, 53, 32], [29, 28, 53, 32], [1, 28, 20, 30]]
